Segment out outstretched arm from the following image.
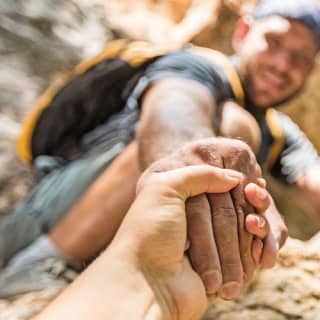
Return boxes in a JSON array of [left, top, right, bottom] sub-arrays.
[[34, 166, 241, 320], [137, 78, 283, 299], [137, 77, 217, 167]]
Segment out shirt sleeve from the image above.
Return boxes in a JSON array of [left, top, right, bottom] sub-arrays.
[[126, 49, 234, 110], [270, 112, 320, 184]]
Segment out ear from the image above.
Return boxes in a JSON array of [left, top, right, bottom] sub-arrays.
[[232, 16, 252, 52]]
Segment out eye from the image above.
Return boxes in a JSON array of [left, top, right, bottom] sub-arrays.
[[291, 53, 312, 70], [267, 36, 281, 50]]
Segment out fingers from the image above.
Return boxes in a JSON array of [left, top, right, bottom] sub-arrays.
[[244, 183, 270, 239], [186, 195, 222, 296], [245, 214, 269, 239], [265, 203, 288, 250], [138, 165, 241, 199], [259, 204, 288, 268], [252, 238, 263, 265], [231, 185, 256, 285], [207, 193, 243, 300], [260, 232, 278, 268], [244, 183, 270, 214], [257, 178, 267, 188], [244, 183, 271, 267]]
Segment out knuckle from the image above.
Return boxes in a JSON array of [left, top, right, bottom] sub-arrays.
[[233, 193, 248, 209], [220, 262, 243, 281], [186, 195, 209, 213], [186, 202, 212, 224], [188, 140, 222, 165], [188, 227, 211, 243], [213, 207, 236, 220], [228, 139, 252, 156], [190, 251, 220, 272]]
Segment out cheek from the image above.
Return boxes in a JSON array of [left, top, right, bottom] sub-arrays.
[[288, 70, 306, 93]]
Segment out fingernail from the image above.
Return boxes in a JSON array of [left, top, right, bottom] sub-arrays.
[[201, 270, 222, 294], [219, 282, 241, 300], [257, 178, 267, 188], [255, 216, 265, 228]]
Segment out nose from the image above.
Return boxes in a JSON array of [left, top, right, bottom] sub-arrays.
[[273, 50, 291, 74]]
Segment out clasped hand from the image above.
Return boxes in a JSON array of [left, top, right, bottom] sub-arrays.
[[134, 137, 287, 301]]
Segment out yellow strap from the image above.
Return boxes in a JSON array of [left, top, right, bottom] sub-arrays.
[[73, 39, 128, 75], [17, 40, 173, 164], [17, 42, 242, 164], [265, 108, 284, 169], [191, 46, 245, 107], [120, 41, 172, 66], [16, 74, 71, 164]]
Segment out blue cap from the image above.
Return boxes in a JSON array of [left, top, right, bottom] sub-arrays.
[[254, 0, 320, 43]]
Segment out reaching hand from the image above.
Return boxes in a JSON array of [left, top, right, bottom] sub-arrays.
[[141, 137, 285, 299], [112, 165, 242, 318]]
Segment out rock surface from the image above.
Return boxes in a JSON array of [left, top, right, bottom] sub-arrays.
[[0, 0, 112, 216], [204, 236, 320, 320], [0, 0, 320, 319], [0, 114, 33, 217], [0, 236, 319, 320]]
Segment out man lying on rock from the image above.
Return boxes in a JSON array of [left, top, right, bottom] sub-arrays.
[[2, 0, 320, 302]]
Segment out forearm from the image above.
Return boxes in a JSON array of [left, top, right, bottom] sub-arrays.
[[34, 247, 174, 320], [50, 142, 140, 262], [137, 78, 216, 168]]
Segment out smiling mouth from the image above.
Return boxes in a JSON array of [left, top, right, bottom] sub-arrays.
[[260, 69, 287, 89]]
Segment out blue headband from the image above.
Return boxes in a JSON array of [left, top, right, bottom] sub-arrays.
[[254, 0, 320, 43]]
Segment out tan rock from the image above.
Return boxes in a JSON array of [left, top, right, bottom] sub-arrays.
[[1, 236, 319, 320]]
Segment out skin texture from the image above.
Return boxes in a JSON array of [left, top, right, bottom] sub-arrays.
[[220, 101, 261, 154], [36, 165, 271, 320], [142, 137, 263, 298], [137, 78, 287, 299]]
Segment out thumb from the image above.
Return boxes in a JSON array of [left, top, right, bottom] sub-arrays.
[[138, 165, 241, 200]]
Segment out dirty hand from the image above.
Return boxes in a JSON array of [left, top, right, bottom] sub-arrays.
[[143, 137, 283, 300]]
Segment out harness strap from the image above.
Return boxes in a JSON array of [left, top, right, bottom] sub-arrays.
[[191, 46, 245, 107], [16, 40, 172, 163], [265, 108, 284, 169]]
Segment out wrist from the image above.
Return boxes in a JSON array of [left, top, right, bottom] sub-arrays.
[[103, 244, 178, 320]]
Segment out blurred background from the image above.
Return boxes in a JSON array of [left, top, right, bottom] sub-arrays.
[[1, 1, 320, 319]]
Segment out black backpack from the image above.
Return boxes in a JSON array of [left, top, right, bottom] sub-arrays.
[[17, 40, 172, 163], [17, 39, 281, 169]]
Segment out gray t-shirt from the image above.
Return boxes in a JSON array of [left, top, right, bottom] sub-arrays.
[[131, 49, 320, 184]]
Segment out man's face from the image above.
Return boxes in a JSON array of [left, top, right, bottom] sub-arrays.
[[236, 16, 318, 109]]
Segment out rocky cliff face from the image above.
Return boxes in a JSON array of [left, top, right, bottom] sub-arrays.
[[1, 236, 319, 320], [0, 0, 112, 216], [0, 0, 319, 318]]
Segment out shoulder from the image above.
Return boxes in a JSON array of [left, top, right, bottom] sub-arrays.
[[145, 46, 243, 105]]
